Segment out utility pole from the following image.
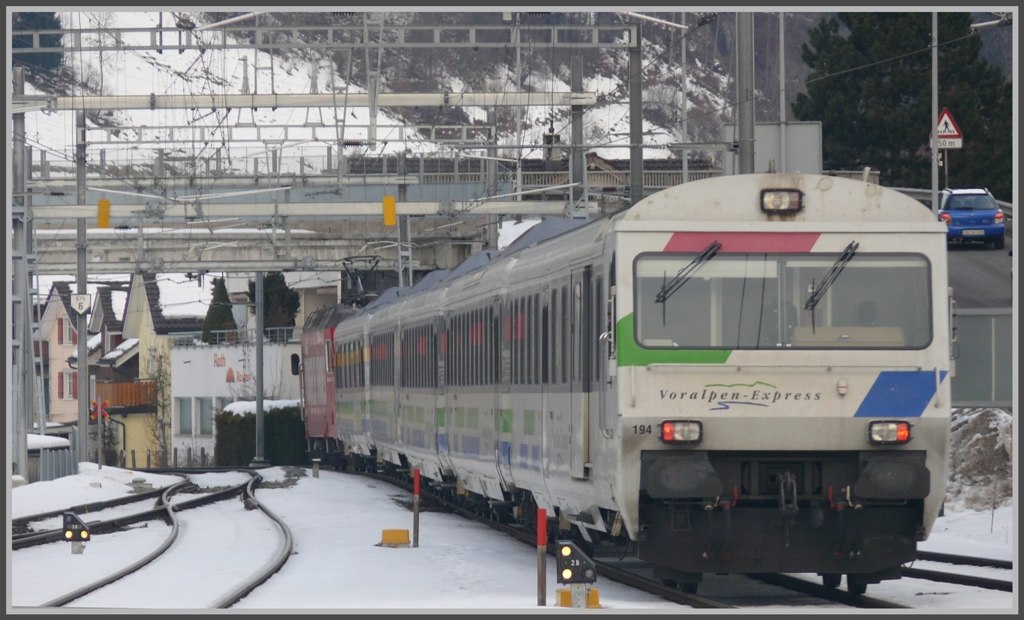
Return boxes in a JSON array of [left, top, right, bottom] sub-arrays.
[[251, 271, 267, 466], [680, 12, 689, 184], [76, 110, 90, 463], [486, 108, 499, 248], [515, 14, 523, 202], [398, 149, 412, 287], [737, 12, 755, 174], [931, 12, 939, 215], [12, 66, 30, 477], [779, 12, 787, 173], [629, 20, 643, 205], [570, 49, 585, 217]]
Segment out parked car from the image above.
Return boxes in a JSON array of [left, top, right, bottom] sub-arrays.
[[938, 188, 1006, 249]]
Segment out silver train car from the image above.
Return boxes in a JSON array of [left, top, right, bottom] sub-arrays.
[[318, 173, 952, 594]]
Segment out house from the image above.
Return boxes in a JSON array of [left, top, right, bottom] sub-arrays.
[[36, 282, 93, 426], [96, 273, 206, 468]]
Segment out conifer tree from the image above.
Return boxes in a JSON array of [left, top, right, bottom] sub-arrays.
[[202, 277, 237, 343], [247, 272, 300, 330], [792, 13, 1011, 200]]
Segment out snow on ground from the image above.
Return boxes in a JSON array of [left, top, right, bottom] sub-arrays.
[[920, 504, 1015, 561], [10, 463, 182, 519], [10, 464, 1015, 611], [222, 399, 300, 415]]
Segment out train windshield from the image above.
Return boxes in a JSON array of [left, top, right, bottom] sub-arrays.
[[634, 252, 932, 350]]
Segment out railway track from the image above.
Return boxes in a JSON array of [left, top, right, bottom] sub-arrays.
[[903, 551, 1013, 592], [351, 469, 914, 609], [13, 469, 293, 609]]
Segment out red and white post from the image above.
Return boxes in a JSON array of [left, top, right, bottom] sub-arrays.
[[413, 469, 420, 548], [537, 507, 547, 606]]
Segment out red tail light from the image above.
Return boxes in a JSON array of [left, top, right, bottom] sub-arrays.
[[995, 212, 1004, 223], [939, 213, 952, 224]]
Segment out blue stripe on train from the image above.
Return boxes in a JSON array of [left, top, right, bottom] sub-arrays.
[[853, 370, 948, 418]]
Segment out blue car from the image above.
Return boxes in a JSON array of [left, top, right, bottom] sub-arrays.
[[938, 188, 1006, 249]]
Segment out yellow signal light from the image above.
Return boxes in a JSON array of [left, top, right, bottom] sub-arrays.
[[560, 545, 572, 557], [65, 531, 73, 539], [383, 195, 397, 227], [561, 569, 573, 581], [81, 530, 89, 540], [98, 199, 111, 228]]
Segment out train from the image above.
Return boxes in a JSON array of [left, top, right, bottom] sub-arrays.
[[298, 173, 953, 595]]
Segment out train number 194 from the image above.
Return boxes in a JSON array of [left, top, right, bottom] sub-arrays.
[[633, 425, 653, 435]]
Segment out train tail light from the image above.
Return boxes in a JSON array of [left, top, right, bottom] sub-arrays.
[[660, 420, 702, 444], [868, 421, 912, 445]]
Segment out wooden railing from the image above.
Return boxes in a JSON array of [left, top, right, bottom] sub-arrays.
[[95, 380, 157, 408]]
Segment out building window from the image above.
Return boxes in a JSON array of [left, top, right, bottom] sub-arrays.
[[58, 316, 78, 346], [198, 398, 214, 435], [217, 397, 233, 411], [59, 370, 78, 400], [177, 398, 193, 435]]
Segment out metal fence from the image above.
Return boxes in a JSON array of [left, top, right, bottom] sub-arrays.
[[36, 447, 77, 482], [951, 308, 1013, 408], [170, 327, 299, 347]]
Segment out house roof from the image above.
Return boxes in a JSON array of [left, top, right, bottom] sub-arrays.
[[96, 285, 128, 333], [140, 274, 205, 335], [48, 281, 74, 317]]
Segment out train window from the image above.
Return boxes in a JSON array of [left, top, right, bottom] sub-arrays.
[[532, 293, 540, 385], [594, 276, 603, 384], [561, 286, 569, 384], [550, 289, 558, 386], [512, 298, 520, 385], [525, 295, 533, 385], [634, 252, 933, 350], [542, 304, 549, 384]]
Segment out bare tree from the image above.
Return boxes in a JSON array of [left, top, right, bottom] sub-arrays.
[[144, 348, 172, 467]]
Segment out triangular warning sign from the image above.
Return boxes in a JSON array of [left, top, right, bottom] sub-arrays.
[[936, 108, 962, 139]]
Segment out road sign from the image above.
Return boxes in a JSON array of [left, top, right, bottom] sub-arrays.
[[932, 108, 963, 149], [70, 294, 91, 314]]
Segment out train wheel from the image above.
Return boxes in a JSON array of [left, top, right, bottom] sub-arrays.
[[821, 574, 842, 589]]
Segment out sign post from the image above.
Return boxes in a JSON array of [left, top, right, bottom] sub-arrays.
[[933, 108, 963, 190]]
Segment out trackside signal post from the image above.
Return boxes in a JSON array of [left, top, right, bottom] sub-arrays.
[[555, 540, 600, 608], [63, 512, 90, 554]]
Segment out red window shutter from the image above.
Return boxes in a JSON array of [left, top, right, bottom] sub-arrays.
[[58, 318, 64, 345], [58, 372, 64, 399], [71, 325, 78, 345], [72, 371, 78, 399]]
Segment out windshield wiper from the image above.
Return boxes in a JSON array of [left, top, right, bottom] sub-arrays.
[[804, 241, 859, 329], [655, 241, 722, 306]]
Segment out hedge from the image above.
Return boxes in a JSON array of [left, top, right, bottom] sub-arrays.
[[214, 405, 307, 466]]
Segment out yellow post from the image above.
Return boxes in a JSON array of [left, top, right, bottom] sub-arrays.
[[383, 195, 397, 227], [97, 199, 111, 228]]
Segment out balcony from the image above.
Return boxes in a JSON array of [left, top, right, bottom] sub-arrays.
[[95, 380, 157, 410]]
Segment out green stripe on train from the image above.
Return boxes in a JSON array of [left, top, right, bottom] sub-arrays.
[[616, 313, 732, 366]]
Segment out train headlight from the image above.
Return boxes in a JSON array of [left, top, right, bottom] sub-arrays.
[[760, 189, 803, 213], [868, 421, 912, 445], [660, 420, 702, 444]]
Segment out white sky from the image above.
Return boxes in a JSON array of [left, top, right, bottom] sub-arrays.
[[9, 464, 1016, 611]]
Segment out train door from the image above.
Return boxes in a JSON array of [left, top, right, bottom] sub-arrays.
[[492, 297, 515, 492], [570, 266, 592, 480], [435, 314, 454, 476]]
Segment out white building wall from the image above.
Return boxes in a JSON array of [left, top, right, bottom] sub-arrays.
[[170, 340, 301, 465]]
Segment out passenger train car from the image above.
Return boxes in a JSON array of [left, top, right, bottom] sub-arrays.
[[302, 173, 952, 594]]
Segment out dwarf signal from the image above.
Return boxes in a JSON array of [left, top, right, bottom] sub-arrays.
[[555, 540, 596, 584], [63, 512, 90, 554]]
